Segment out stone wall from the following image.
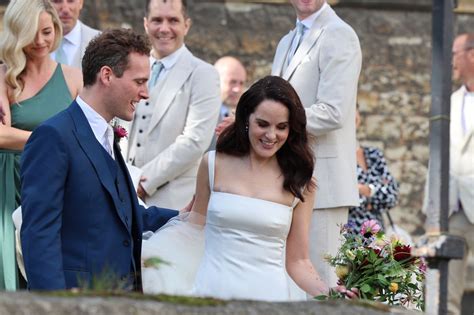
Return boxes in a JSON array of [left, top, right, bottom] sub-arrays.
[[80, 1, 474, 236], [0, 291, 418, 315]]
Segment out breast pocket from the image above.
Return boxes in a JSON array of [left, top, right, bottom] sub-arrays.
[[299, 55, 312, 65]]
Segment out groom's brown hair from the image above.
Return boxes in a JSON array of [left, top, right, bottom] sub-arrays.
[[82, 29, 151, 87]]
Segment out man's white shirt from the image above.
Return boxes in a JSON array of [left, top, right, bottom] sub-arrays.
[[76, 96, 115, 159], [51, 21, 82, 66], [149, 45, 187, 83]]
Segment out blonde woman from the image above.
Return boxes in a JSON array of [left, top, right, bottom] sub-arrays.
[[0, 0, 82, 290]]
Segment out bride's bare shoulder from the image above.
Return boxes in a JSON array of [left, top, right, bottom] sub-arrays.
[[214, 151, 242, 167]]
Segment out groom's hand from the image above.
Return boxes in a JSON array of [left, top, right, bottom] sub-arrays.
[[180, 195, 195, 214], [137, 176, 148, 200]]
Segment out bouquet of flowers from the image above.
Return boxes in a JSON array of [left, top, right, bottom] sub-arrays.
[[321, 220, 425, 311]]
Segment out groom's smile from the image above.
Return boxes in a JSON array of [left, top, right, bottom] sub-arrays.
[[107, 53, 150, 122]]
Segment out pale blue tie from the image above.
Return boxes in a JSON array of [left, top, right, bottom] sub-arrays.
[[287, 22, 306, 65], [103, 125, 115, 159], [55, 39, 68, 65], [148, 61, 164, 89]]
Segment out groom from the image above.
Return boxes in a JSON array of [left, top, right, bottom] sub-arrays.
[[20, 29, 178, 291]]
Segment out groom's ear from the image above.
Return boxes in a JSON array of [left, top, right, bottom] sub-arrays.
[[99, 66, 114, 86]]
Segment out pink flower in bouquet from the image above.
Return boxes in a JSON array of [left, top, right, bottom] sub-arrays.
[[419, 260, 427, 273], [114, 125, 128, 140], [360, 220, 381, 237]]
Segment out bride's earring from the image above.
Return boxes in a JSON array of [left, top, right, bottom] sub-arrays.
[[245, 124, 249, 132]]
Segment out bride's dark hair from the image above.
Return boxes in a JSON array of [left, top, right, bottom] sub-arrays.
[[216, 76, 314, 201]]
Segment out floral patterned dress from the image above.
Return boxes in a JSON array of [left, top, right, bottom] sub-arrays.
[[348, 146, 399, 233]]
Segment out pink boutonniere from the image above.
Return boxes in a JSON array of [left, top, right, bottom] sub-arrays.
[[112, 121, 128, 148], [113, 125, 128, 140]]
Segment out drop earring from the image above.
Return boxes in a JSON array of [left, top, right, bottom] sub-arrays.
[[245, 124, 249, 132]]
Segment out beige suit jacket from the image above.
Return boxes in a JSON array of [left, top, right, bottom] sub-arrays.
[[450, 87, 474, 223], [126, 47, 220, 209], [272, 6, 361, 209]]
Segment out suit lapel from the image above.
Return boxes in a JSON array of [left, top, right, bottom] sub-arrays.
[[283, 6, 335, 80], [68, 102, 129, 231], [272, 32, 293, 76], [461, 129, 474, 154], [147, 48, 194, 134], [284, 27, 323, 80], [72, 22, 85, 68], [451, 89, 470, 152]]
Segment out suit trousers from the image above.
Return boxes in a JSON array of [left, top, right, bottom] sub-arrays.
[[309, 207, 348, 292], [447, 209, 474, 315]]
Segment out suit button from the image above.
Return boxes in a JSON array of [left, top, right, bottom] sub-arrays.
[[129, 158, 132, 162], [123, 240, 130, 247], [145, 102, 149, 106], [137, 143, 141, 147], [139, 129, 143, 133], [142, 115, 146, 119]]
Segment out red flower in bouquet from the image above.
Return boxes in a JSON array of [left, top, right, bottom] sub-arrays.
[[393, 244, 413, 263]]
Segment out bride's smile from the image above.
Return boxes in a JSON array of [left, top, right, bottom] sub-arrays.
[[248, 99, 290, 159]]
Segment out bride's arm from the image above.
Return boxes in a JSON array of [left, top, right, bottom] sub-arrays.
[[286, 180, 358, 299], [285, 180, 329, 297], [187, 153, 211, 226]]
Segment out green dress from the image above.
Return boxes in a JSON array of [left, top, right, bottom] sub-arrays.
[[0, 64, 72, 290]]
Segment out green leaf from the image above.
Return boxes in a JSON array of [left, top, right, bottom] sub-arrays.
[[377, 274, 389, 285], [143, 257, 170, 268], [360, 283, 372, 293], [314, 295, 328, 301]]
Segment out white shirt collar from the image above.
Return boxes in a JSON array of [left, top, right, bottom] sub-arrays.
[[64, 20, 82, 47], [297, 2, 328, 30], [150, 44, 186, 71], [76, 96, 111, 148], [461, 85, 474, 97]]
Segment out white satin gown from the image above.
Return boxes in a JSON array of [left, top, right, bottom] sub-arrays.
[[141, 151, 305, 301]]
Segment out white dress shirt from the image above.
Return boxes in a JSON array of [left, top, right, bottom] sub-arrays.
[[149, 45, 187, 83], [51, 21, 82, 66], [461, 85, 474, 135], [76, 96, 115, 159]]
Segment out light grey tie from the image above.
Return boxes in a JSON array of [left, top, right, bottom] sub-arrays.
[[148, 61, 164, 89], [103, 125, 114, 159], [287, 22, 305, 65], [55, 39, 68, 65]]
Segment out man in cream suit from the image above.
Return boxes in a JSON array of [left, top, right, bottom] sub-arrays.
[[272, 0, 362, 287], [445, 33, 474, 315], [51, 0, 100, 68], [126, 0, 220, 209]]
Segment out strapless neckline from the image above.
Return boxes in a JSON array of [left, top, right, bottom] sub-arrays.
[[211, 191, 293, 209]]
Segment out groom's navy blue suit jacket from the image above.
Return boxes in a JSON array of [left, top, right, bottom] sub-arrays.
[[20, 101, 178, 291]]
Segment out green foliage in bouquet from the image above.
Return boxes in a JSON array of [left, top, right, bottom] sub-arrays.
[[319, 220, 425, 311]]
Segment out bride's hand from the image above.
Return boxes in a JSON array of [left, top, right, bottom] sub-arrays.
[[332, 285, 359, 299]]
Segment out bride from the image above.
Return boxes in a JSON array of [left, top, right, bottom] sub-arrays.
[[141, 76, 356, 301]]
